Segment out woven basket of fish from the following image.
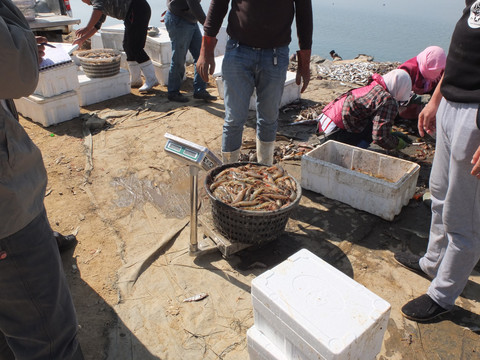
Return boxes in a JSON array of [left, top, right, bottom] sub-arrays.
[[205, 162, 302, 244], [76, 49, 121, 78]]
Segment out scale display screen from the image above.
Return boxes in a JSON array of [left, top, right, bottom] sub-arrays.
[[164, 133, 222, 170]]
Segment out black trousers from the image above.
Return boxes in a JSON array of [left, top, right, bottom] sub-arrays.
[[123, 0, 151, 63], [0, 210, 83, 359]]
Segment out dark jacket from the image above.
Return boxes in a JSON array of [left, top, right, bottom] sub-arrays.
[[204, 0, 313, 50]]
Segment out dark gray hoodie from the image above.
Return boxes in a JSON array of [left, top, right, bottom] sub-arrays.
[[167, 0, 206, 25]]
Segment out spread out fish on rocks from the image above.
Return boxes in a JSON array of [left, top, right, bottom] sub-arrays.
[[316, 61, 400, 85], [209, 164, 297, 211]]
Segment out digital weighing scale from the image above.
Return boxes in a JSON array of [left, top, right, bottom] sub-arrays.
[[164, 133, 251, 257]]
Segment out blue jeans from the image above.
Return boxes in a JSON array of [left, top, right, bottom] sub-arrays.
[[164, 11, 206, 95], [221, 38, 289, 152], [0, 209, 82, 359]]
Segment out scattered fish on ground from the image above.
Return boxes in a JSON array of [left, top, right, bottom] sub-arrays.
[[183, 293, 209, 302], [316, 61, 400, 85]]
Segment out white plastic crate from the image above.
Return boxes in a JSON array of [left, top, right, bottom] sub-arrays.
[[14, 91, 80, 127], [301, 140, 420, 221], [251, 249, 391, 360], [35, 62, 79, 97], [77, 68, 130, 106], [247, 326, 287, 360], [216, 71, 300, 110]]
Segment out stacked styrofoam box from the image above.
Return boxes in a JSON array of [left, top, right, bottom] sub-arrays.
[[301, 140, 420, 221], [145, 29, 174, 64], [100, 24, 180, 64], [247, 327, 287, 360], [14, 62, 80, 127], [216, 71, 301, 110], [249, 249, 391, 360], [100, 23, 228, 70], [77, 68, 130, 106], [34, 62, 79, 97], [152, 60, 169, 86], [99, 24, 125, 51], [91, 32, 104, 50], [14, 91, 80, 127]]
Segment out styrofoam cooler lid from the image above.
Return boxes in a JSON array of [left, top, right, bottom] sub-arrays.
[[251, 249, 391, 355], [100, 23, 125, 33]]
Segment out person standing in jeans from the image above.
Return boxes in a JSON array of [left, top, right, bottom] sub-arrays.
[[0, 0, 84, 358], [165, 0, 217, 103], [197, 0, 313, 166]]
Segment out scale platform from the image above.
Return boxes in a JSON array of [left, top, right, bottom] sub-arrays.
[[197, 212, 251, 258], [164, 132, 251, 258]]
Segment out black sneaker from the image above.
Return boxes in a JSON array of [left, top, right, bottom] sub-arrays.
[[394, 252, 431, 279], [401, 294, 450, 322], [193, 90, 217, 102], [168, 93, 189, 103]]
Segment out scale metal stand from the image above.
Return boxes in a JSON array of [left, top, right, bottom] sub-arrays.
[[164, 133, 251, 257]]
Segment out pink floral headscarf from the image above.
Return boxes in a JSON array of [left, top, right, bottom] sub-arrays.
[[417, 46, 446, 80]]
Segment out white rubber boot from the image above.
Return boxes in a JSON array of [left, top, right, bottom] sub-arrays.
[[221, 149, 241, 164], [139, 60, 159, 92], [127, 61, 143, 88], [256, 138, 275, 166]]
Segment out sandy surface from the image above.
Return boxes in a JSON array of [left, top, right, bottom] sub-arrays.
[[18, 63, 480, 359]]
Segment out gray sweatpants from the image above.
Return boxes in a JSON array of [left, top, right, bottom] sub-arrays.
[[419, 99, 480, 310]]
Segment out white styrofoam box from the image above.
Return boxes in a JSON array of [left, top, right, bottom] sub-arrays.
[[99, 24, 125, 51], [281, 71, 302, 108], [91, 32, 104, 49], [247, 326, 287, 360], [152, 60, 187, 86], [152, 60, 169, 86], [145, 29, 173, 65], [216, 71, 301, 110], [34, 62, 79, 97], [251, 249, 391, 360], [77, 68, 130, 106], [301, 140, 420, 221], [14, 91, 80, 127]]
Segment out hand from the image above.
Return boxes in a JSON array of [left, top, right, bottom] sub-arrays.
[[472, 145, 480, 178], [296, 49, 311, 93], [35, 36, 48, 64], [75, 27, 90, 40], [418, 102, 437, 137], [410, 94, 431, 105], [197, 36, 217, 82], [73, 27, 96, 47]]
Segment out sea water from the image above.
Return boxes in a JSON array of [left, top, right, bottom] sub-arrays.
[[68, 0, 464, 62]]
